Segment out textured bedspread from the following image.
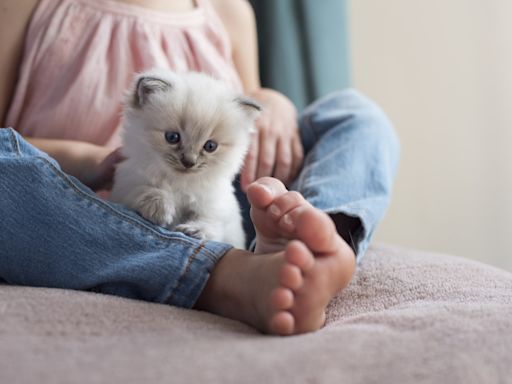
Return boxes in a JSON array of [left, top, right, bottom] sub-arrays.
[[1, 244, 511, 384]]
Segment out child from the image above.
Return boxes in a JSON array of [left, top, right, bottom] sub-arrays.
[[0, 0, 399, 335]]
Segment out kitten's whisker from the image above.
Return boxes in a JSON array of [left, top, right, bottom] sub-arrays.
[[165, 155, 180, 168]]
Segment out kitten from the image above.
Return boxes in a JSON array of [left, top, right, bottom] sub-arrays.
[[110, 69, 260, 249]]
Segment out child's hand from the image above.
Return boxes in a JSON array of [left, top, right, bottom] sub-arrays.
[[79, 146, 124, 191], [240, 89, 304, 191]]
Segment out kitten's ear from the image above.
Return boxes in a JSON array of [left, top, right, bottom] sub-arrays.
[[133, 76, 172, 107], [235, 97, 262, 120]]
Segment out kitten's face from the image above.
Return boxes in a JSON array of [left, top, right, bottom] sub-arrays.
[[141, 97, 243, 175], [124, 70, 260, 177]]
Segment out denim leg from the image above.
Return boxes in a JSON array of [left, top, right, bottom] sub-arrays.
[[291, 89, 400, 260], [0, 128, 232, 307]]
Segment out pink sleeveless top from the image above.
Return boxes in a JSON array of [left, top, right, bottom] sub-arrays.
[[6, 0, 243, 148]]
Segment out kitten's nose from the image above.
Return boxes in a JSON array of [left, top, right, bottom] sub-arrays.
[[180, 155, 196, 169]]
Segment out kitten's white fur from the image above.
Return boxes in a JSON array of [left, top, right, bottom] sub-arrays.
[[110, 69, 260, 249]]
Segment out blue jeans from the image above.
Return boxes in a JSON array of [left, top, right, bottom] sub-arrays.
[[0, 90, 399, 308]]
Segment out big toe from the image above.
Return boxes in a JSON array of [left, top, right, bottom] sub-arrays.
[[247, 177, 288, 210], [296, 208, 339, 254]]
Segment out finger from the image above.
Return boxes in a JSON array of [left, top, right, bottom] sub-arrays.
[[256, 129, 277, 179], [95, 160, 117, 191], [240, 131, 259, 191], [112, 147, 127, 163], [273, 138, 293, 185], [91, 167, 114, 191], [93, 148, 125, 191], [104, 148, 123, 167]]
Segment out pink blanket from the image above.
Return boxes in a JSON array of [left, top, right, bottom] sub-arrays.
[[1, 244, 511, 383]]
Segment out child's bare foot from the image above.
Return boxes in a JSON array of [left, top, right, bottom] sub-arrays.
[[195, 242, 312, 335], [195, 177, 356, 335], [247, 177, 314, 253]]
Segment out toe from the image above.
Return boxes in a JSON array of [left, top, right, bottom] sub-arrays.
[[278, 213, 295, 233], [285, 240, 315, 272], [277, 206, 304, 235], [246, 183, 274, 210], [247, 177, 288, 209], [270, 287, 294, 310], [256, 177, 288, 193], [293, 309, 327, 334], [269, 311, 295, 335], [296, 208, 338, 254], [279, 263, 303, 290], [267, 191, 307, 220]]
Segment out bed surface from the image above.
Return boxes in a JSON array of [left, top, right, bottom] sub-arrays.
[[1, 244, 511, 384]]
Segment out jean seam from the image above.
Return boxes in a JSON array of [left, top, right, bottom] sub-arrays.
[[8, 129, 21, 157], [36, 155, 219, 262], [164, 241, 206, 305]]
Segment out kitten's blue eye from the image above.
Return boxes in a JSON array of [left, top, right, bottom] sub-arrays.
[[203, 140, 218, 153], [165, 132, 180, 144]]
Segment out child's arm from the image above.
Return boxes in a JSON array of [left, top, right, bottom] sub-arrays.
[[0, 1, 121, 191], [211, 0, 304, 191], [0, 0, 39, 125], [26, 138, 122, 191]]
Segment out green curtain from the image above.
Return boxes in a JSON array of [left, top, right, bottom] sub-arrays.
[[249, 0, 350, 110]]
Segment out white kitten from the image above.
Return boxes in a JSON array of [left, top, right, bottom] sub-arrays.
[[110, 69, 260, 249]]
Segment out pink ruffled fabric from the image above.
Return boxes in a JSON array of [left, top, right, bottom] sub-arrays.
[[7, 0, 243, 148]]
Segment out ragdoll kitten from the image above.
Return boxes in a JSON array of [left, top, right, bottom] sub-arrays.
[[110, 69, 260, 249]]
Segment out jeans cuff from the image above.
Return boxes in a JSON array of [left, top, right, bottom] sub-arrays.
[[164, 240, 233, 308], [325, 206, 373, 263]]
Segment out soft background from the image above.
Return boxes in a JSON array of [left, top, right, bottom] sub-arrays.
[[250, 0, 512, 272], [349, 0, 512, 272]]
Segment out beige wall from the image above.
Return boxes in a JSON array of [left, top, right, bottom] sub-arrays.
[[348, 0, 512, 271]]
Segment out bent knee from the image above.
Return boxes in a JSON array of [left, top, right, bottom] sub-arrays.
[[320, 89, 392, 130], [301, 89, 400, 154]]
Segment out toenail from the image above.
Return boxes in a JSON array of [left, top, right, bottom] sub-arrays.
[[269, 204, 281, 217], [283, 214, 293, 227], [259, 183, 273, 196]]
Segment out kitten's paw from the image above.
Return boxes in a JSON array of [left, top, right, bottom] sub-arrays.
[[136, 190, 175, 227], [174, 222, 209, 241]]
